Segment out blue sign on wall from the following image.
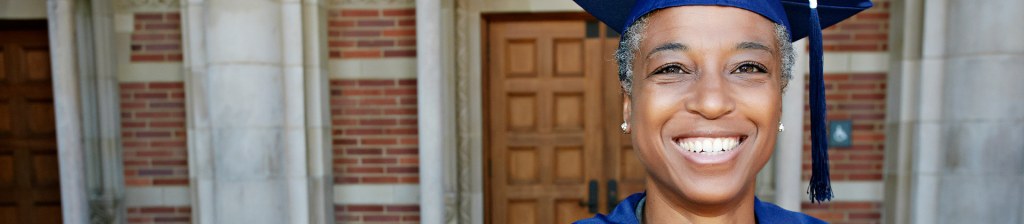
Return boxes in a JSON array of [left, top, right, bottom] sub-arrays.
[[829, 120, 852, 148]]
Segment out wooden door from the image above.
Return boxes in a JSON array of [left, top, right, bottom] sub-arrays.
[[485, 15, 649, 223], [0, 22, 63, 224], [486, 18, 606, 224]]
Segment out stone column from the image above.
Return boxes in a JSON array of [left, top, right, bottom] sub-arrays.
[[416, 0, 449, 223], [180, 0, 332, 223], [885, 0, 1024, 223], [774, 39, 809, 211], [46, 0, 91, 223]]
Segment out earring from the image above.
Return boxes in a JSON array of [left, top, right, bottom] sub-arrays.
[[778, 122, 785, 132], [620, 122, 629, 134]]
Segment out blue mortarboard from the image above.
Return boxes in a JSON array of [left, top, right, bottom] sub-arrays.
[[573, 0, 872, 203]]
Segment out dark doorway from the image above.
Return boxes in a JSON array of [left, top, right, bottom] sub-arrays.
[[0, 20, 62, 224]]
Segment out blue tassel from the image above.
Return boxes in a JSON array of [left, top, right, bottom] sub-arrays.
[[807, 6, 833, 203]]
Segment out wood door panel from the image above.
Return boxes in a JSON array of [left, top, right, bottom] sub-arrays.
[[488, 19, 601, 224], [0, 23, 61, 224], [487, 17, 649, 223], [22, 47, 49, 82], [506, 40, 538, 77], [553, 39, 584, 77], [0, 48, 6, 81], [0, 102, 9, 134], [0, 154, 13, 187]]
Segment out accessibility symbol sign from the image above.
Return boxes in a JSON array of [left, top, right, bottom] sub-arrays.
[[828, 120, 852, 148]]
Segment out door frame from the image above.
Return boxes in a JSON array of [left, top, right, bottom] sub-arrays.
[[38, 0, 125, 222]]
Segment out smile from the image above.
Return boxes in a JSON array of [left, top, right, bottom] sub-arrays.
[[675, 137, 743, 155]]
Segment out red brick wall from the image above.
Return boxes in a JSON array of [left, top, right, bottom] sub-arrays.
[[331, 78, 419, 184], [821, 0, 890, 51], [126, 206, 191, 224], [801, 73, 887, 182], [121, 82, 188, 186], [802, 202, 882, 224], [131, 12, 183, 62], [327, 8, 417, 59], [330, 78, 421, 223], [121, 82, 191, 223], [335, 204, 419, 223]]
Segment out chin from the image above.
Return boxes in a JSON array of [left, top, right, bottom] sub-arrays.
[[645, 133, 767, 206]]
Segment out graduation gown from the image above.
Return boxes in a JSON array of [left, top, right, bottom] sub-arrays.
[[574, 193, 826, 224]]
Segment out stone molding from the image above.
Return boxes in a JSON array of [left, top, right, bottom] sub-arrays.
[[330, 0, 413, 9], [114, 0, 179, 12]]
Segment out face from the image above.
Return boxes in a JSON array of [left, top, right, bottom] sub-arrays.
[[624, 6, 783, 206]]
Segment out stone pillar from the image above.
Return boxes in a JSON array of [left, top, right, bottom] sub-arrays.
[[775, 39, 809, 211], [416, 0, 449, 223], [885, 0, 1024, 223], [181, 0, 332, 223], [46, 0, 91, 223]]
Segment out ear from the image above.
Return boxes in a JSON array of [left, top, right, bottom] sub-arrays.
[[622, 92, 632, 133]]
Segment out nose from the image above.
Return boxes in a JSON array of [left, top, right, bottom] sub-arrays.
[[684, 75, 735, 120]]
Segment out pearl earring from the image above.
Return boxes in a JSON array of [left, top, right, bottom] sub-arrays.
[[620, 122, 629, 134], [778, 122, 785, 132]]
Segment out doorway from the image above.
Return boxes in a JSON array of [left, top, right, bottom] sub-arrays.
[[0, 20, 62, 224], [483, 14, 646, 224]]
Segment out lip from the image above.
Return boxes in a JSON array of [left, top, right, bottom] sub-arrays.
[[671, 132, 748, 165]]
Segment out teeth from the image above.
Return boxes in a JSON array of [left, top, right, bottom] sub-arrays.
[[676, 137, 741, 154]]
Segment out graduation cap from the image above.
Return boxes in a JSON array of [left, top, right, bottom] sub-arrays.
[[574, 0, 873, 203]]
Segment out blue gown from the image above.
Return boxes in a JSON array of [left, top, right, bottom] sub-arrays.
[[574, 193, 826, 224]]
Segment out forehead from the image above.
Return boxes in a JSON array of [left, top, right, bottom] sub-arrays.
[[642, 6, 778, 48]]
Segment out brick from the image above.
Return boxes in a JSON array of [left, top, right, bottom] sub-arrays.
[[360, 118, 397, 126], [385, 205, 419, 212], [145, 23, 180, 30], [381, 29, 416, 37], [362, 158, 397, 164], [132, 34, 165, 41], [386, 166, 418, 173], [347, 148, 383, 155], [397, 19, 416, 26], [397, 79, 417, 86], [382, 9, 415, 16], [131, 54, 165, 62], [359, 98, 396, 106], [152, 178, 189, 185], [346, 205, 385, 212], [357, 80, 396, 86], [340, 30, 381, 37], [356, 20, 395, 27], [386, 148, 417, 155], [347, 166, 384, 174], [357, 40, 394, 47], [134, 13, 164, 21], [328, 20, 355, 27], [341, 9, 379, 17], [383, 49, 416, 57], [328, 40, 355, 47]]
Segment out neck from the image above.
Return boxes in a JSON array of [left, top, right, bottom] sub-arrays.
[[643, 181, 757, 224]]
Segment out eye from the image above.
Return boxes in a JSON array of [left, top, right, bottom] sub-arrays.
[[652, 64, 689, 75], [731, 62, 768, 74]]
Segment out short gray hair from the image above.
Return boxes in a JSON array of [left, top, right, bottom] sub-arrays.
[[615, 13, 795, 95]]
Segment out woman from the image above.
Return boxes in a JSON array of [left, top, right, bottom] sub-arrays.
[[573, 0, 872, 223]]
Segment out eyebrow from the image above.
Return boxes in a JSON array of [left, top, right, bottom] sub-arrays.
[[645, 42, 687, 59], [736, 41, 773, 55]]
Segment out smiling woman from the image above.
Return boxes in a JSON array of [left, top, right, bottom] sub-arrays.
[[572, 0, 872, 223]]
